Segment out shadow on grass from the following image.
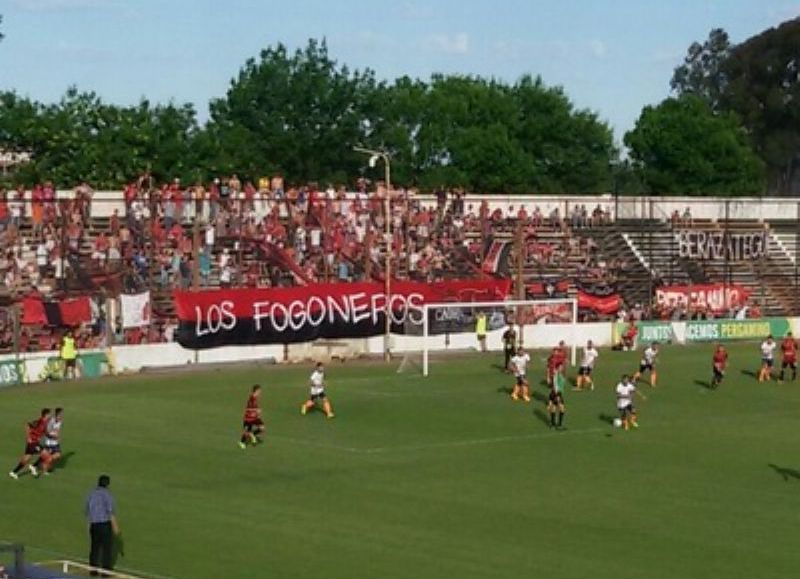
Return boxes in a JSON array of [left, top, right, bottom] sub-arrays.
[[768, 463, 800, 482], [532, 390, 548, 403], [52, 451, 76, 471], [598, 413, 617, 425], [532, 408, 551, 427], [496, 385, 513, 395], [694, 379, 713, 389], [741, 369, 758, 379]]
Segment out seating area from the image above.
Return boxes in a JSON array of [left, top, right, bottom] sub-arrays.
[[1, 180, 799, 354]]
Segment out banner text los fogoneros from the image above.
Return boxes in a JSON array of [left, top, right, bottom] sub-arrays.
[[173, 279, 512, 349]]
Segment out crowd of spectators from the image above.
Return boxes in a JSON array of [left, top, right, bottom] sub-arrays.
[[1, 174, 619, 353]]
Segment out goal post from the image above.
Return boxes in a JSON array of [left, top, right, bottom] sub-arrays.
[[421, 298, 578, 376]]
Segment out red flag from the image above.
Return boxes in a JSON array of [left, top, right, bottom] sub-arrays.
[[21, 297, 47, 325], [59, 297, 92, 326]]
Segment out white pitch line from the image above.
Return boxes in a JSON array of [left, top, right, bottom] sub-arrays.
[[270, 426, 610, 455], [361, 426, 610, 454], [1, 541, 180, 579]]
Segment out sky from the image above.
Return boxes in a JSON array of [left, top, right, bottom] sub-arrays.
[[0, 0, 798, 143]]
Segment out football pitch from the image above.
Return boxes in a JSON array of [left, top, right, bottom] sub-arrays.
[[2, 342, 800, 579]]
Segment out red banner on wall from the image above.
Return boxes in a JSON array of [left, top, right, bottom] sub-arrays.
[[656, 283, 751, 314], [21, 296, 92, 327], [578, 291, 621, 314], [174, 279, 512, 349]]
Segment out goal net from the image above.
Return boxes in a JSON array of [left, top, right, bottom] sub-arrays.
[[397, 298, 578, 376]]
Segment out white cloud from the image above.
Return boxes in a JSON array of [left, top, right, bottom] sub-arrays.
[[422, 32, 470, 55], [12, 0, 114, 11], [767, 4, 800, 21], [652, 48, 685, 64], [397, 2, 434, 20], [589, 39, 607, 59]]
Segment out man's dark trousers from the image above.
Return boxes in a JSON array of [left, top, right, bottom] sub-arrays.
[[89, 521, 113, 576]]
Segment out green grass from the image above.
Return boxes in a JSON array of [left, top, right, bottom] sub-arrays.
[[2, 343, 800, 579]]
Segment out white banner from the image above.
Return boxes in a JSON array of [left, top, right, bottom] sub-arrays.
[[677, 230, 768, 261], [121, 292, 151, 328]]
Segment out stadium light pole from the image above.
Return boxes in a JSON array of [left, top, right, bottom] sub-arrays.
[[354, 146, 392, 361]]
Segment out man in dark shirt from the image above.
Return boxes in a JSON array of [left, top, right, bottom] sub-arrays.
[[502, 325, 517, 372], [85, 474, 120, 577]]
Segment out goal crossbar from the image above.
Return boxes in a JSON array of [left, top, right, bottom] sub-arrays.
[[421, 298, 578, 376]]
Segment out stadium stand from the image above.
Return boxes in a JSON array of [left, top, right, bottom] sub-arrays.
[[0, 179, 798, 355]]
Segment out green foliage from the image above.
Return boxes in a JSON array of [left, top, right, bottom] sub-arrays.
[[670, 28, 731, 110], [624, 95, 765, 195], [672, 20, 800, 194], [207, 39, 376, 184], [0, 87, 200, 188], [1, 38, 615, 192]]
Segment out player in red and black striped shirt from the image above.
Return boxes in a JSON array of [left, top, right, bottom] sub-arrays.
[[8, 408, 51, 480], [239, 385, 265, 449], [711, 344, 728, 388], [779, 332, 797, 382]]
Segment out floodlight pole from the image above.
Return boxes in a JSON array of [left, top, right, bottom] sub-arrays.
[[355, 146, 392, 361]]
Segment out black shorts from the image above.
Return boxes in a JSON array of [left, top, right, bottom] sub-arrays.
[[639, 363, 654, 373], [782, 360, 797, 369], [310, 392, 327, 402], [63, 358, 77, 368], [24, 443, 41, 455], [712, 365, 724, 379], [548, 392, 565, 406], [515, 375, 527, 386], [578, 366, 592, 376], [243, 419, 264, 431], [762, 358, 774, 368], [618, 404, 634, 417]]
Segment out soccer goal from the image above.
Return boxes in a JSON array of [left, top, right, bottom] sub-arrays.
[[411, 298, 578, 376]]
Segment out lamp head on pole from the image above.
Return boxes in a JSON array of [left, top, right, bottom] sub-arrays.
[[368, 155, 379, 168]]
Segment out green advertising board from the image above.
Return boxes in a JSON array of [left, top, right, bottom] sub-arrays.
[[614, 321, 676, 344], [684, 318, 791, 343], [0, 359, 24, 387]]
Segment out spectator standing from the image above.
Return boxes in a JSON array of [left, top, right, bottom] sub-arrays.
[[476, 312, 488, 353], [85, 474, 120, 577], [60, 331, 78, 380]]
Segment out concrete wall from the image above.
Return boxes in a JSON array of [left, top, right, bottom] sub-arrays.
[[4, 317, 798, 384]]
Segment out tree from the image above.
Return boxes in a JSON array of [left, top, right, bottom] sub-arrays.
[[624, 95, 764, 195], [206, 39, 376, 184], [722, 18, 800, 194], [0, 88, 200, 188], [672, 20, 800, 194], [670, 28, 731, 110]]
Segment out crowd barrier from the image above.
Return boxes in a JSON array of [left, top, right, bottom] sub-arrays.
[[0, 317, 796, 386]]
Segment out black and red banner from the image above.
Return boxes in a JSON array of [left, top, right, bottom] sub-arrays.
[[481, 240, 512, 274], [22, 296, 92, 327], [174, 279, 512, 349]]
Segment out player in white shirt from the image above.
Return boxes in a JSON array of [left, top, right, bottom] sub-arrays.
[[34, 407, 64, 476], [509, 347, 531, 403], [633, 342, 659, 387], [758, 335, 777, 383], [301, 362, 335, 418], [615, 375, 646, 430], [575, 340, 599, 391]]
